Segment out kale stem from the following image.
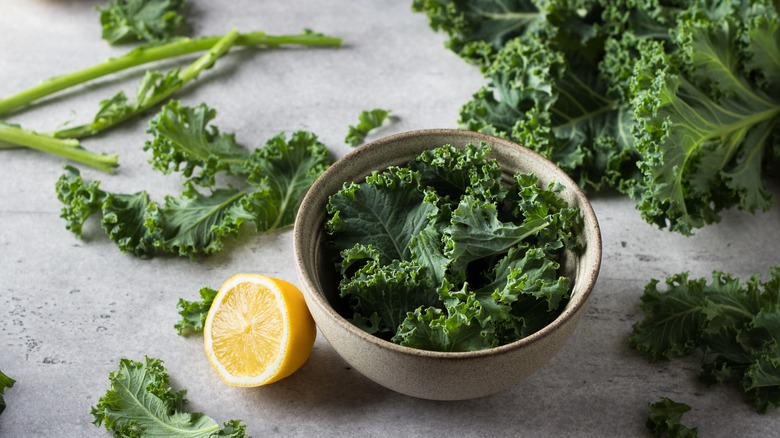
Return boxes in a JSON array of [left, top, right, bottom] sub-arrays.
[[0, 123, 118, 172], [179, 29, 240, 82], [52, 29, 241, 139], [0, 31, 342, 116]]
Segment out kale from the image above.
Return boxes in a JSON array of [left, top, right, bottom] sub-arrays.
[[414, 0, 780, 235], [325, 143, 583, 351], [92, 357, 250, 437], [631, 267, 780, 413], [56, 101, 332, 259]]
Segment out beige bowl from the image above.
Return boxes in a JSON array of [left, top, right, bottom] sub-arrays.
[[293, 129, 601, 400]]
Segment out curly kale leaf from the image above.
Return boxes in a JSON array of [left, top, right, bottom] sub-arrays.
[[98, 0, 188, 45], [56, 128, 331, 259], [326, 167, 437, 264], [175, 287, 217, 335], [646, 398, 698, 438], [339, 259, 439, 338], [147, 100, 333, 223], [481, 247, 570, 331], [395, 285, 495, 352], [55, 165, 109, 238], [631, 11, 780, 234], [56, 165, 160, 258], [409, 143, 505, 203], [0, 368, 14, 416], [417, 0, 780, 235], [408, 218, 451, 288], [411, 0, 546, 69], [157, 186, 261, 258], [629, 273, 710, 361], [631, 267, 780, 412], [244, 131, 332, 231], [56, 168, 252, 259], [444, 195, 550, 270], [345, 109, 392, 147], [146, 101, 250, 187], [460, 28, 641, 193], [91, 357, 249, 437]]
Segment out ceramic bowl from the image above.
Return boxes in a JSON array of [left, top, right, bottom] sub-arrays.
[[293, 129, 601, 400]]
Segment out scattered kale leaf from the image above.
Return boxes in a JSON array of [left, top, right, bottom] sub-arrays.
[[646, 398, 699, 438], [345, 109, 393, 147], [98, 0, 188, 45], [175, 286, 218, 335], [326, 143, 582, 351], [92, 357, 250, 437], [630, 267, 780, 413], [56, 101, 332, 259]]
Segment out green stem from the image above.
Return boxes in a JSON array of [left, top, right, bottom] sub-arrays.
[[0, 31, 342, 116], [0, 123, 118, 172], [53, 29, 241, 139], [179, 29, 240, 82]]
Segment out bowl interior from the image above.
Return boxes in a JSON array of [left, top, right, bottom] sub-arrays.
[[294, 129, 601, 357]]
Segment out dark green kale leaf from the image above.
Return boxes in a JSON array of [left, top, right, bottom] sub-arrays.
[[326, 167, 437, 264], [629, 273, 710, 361], [175, 287, 217, 335], [416, 0, 780, 235], [631, 8, 780, 234], [326, 143, 582, 352], [488, 248, 569, 318], [631, 267, 780, 412], [98, 0, 188, 45], [459, 28, 641, 194], [409, 143, 505, 203], [507, 173, 583, 252], [55, 165, 111, 238], [411, 0, 545, 69], [345, 109, 392, 147], [92, 357, 250, 437], [646, 398, 698, 438], [394, 284, 495, 352], [56, 168, 257, 259], [339, 259, 439, 338], [56, 165, 160, 258], [444, 195, 550, 270], [408, 217, 451, 288], [0, 368, 15, 416]]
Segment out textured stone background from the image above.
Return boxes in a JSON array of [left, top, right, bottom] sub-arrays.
[[1, 1, 778, 436]]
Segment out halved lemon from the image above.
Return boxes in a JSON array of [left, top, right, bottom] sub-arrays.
[[203, 274, 316, 387]]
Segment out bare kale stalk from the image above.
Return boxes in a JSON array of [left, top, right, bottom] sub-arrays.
[[0, 122, 118, 172], [0, 30, 341, 116]]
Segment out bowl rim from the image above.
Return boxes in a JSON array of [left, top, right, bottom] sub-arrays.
[[293, 128, 602, 359]]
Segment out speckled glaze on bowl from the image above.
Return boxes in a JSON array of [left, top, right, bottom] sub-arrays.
[[293, 129, 601, 400]]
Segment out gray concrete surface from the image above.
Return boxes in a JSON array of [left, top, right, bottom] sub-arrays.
[[1, 1, 778, 436]]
